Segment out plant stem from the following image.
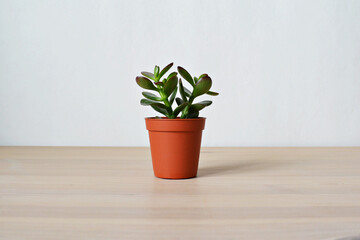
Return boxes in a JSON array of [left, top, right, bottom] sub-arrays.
[[181, 96, 194, 119], [163, 98, 174, 118], [158, 88, 173, 118]]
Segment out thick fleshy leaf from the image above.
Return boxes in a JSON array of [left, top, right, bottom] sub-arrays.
[[183, 86, 192, 97], [154, 65, 160, 78], [190, 100, 212, 111], [167, 71, 177, 80], [141, 72, 155, 80], [142, 92, 162, 101], [158, 62, 173, 80], [175, 97, 183, 106], [164, 75, 178, 96], [198, 73, 208, 79], [192, 76, 212, 97], [177, 66, 194, 86], [206, 90, 219, 96], [150, 103, 168, 116], [140, 98, 158, 106], [173, 102, 189, 117], [136, 77, 158, 91], [190, 104, 205, 111], [169, 86, 178, 105], [194, 76, 198, 83], [154, 82, 164, 87], [187, 108, 199, 118], [196, 100, 212, 106], [179, 79, 187, 102]]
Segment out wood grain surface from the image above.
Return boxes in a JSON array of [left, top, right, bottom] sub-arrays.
[[1, 147, 360, 240]]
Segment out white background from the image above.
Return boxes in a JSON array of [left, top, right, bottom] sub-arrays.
[[1, 0, 359, 146]]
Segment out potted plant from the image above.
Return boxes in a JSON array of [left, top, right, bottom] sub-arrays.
[[136, 63, 219, 179]]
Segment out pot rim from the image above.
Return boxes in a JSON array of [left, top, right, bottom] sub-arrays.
[[145, 117, 206, 121]]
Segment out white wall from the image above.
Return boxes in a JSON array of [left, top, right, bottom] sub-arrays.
[[0, 0, 359, 146]]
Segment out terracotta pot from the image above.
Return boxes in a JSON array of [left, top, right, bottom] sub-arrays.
[[145, 117, 206, 179]]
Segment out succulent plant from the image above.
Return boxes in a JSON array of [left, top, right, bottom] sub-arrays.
[[136, 63, 218, 119]]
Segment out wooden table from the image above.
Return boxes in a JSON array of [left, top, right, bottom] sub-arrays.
[[1, 147, 360, 239]]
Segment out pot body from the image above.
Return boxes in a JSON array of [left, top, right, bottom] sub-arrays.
[[145, 117, 206, 179]]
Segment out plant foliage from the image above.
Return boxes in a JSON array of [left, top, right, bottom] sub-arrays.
[[136, 63, 219, 118]]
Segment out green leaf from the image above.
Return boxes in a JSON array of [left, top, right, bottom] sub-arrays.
[[167, 71, 178, 80], [179, 79, 187, 102], [169, 86, 177, 105], [192, 76, 212, 97], [194, 76, 198, 84], [173, 102, 189, 118], [190, 104, 205, 111], [187, 108, 199, 118], [150, 103, 168, 116], [142, 92, 162, 101], [140, 98, 158, 106], [154, 65, 160, 78], [175, 97, 183, 106], [206, 90, 219, 96], [154, 82, 164, 87], [190, 100, 212, 111], [158, 62, 173, 80], [198, 73, 208, 79], [189, 101, 210, 111], [196, 100, 212, 106], [136, 77, 158, 91], [183, 86, 192, 97], [177, 66, 194, 86], [141, 72, 155, 80], [164, 75, 178, 96]]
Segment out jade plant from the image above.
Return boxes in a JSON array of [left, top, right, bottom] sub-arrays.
[[136, 63, 218, 119]]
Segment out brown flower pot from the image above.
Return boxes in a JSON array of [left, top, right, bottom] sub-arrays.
[[145, 117, 206, 179]]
